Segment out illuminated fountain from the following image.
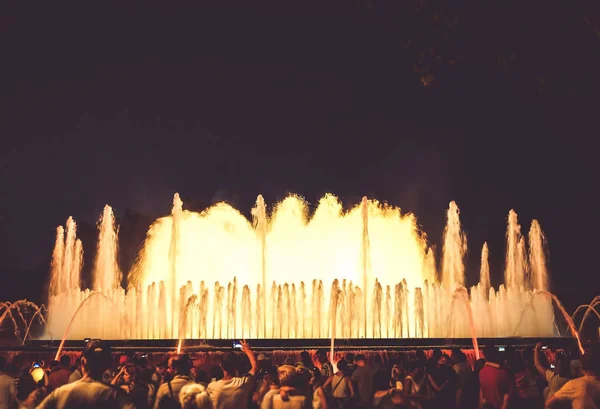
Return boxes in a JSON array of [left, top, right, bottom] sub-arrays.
[[43, 193, 559, 341]]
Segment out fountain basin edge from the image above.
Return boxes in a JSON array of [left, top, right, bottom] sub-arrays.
[[1, 337, 588, 353]]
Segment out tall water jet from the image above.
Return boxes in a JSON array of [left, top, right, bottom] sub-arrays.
[[252, 195, 268, 337], [73, 239, 83, 290], [360, 196, 370, 337], [63, 218, 78, 291], [414, 287, 424, 337], [518, 238, 529, 287], [441, 201, 467, 289], [329, 280, 342, 365], [241, 285, 251, 338], [372, 280, 382, 337], [480, 243, 490, 294], [48, 226, 65, 296], [93, 205, 120, 292], [529, 220, 548, 291], [169, 194, 183, 338], [505, 210, 527, 290], [423, 247, 437, 283], [528, 219, 553, 334], [46, 217, 84, 339]]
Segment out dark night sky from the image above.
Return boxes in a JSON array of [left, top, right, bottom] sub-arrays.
[[1, 1, 598, 311]]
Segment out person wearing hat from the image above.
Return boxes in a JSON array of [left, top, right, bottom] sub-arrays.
[[256, 354, 271, 381], [36, 339, 134, 409], [252, 353, 278, 406]]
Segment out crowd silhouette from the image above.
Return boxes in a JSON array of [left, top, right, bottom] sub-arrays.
[[0, 340, 599, 409]]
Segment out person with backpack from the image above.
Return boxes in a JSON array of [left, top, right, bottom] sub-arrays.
[[323, 359, 355, 409], [153, 355, 193, 409]]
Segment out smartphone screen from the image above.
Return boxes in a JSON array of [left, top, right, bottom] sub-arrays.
[[541, 345, 548, 350], [232, 341, 242, 349], [497, 346, 505, 352]]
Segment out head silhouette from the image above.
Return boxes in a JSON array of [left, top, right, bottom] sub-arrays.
[[81, 340, 112, 380]]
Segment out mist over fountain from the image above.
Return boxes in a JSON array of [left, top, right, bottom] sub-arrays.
[[44, 193, 557, 341]]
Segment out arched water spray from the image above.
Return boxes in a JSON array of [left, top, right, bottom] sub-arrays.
[[452, 287, 480, 360], [177, 294, 197, 354], [22, 305, 47, 345], [512, 290, 584, 355], [0, 304, 22, 342], [573, 303, 600, 333], [0, 301, 46, 343], [55, 292, 124, 360], [575, 296, 600, 334]]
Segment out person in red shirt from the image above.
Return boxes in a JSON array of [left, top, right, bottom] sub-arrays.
[[48, 356, 71, 392], [479, 347, 513, 409]]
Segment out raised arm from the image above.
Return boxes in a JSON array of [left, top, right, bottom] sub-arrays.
[[240, 340, 258, 376], [534, 342, 549, 378], [111, 366, 126, 385]]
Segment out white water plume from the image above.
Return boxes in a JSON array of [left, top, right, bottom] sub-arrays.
[[44, 193, 557, 340]]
